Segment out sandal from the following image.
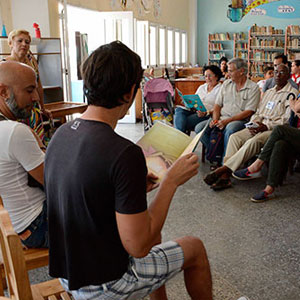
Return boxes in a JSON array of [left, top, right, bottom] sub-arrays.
[[211, 178, 232, 191], [203, 172, 219, 186]]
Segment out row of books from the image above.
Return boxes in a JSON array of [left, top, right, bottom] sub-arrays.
[[249, 63, 272, 75], [209, 43, 225, 50], [288, 25, 300, 35], [250, 51, 278, 62], [208, 33, 231, 41], [287, 39, 300, 49], [235, 43, 248, 50], [250, 25, 284, 35], [235, 52, 247, 59], [250, 38, 284, 48], [209, 53, 226, 60], [233, 32, 247, 40]]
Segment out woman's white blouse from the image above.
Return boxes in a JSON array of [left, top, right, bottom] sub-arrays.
[[195, 82, 222, 112]]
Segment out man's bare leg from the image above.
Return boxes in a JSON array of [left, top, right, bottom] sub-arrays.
[[176, 236, 213, 300], [248, 158, 264, 173]]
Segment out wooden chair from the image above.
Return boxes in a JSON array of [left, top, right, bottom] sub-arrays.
[[0, 197, 49, 295], [0, 208, 70, 300]]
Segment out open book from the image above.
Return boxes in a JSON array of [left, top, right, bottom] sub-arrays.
[[136, 122, 203, 182], [176, 88, 207, 112]]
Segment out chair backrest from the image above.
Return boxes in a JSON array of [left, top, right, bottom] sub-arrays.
[[0, 208, 33, 300]]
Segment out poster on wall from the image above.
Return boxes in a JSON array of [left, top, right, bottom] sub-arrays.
[[227, 0, 300, 22]]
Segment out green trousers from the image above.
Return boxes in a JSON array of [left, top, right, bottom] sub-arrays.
[[259, 125, 300, 187]]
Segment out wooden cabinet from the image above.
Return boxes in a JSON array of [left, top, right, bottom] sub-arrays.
[[174, 79, 205, 105]]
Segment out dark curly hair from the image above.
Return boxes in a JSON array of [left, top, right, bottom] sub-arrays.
[[203, 65, 223, 81], [82, 41, 144, 108]]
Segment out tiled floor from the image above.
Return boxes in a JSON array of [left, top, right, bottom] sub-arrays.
[[29, 122, 300, 300]]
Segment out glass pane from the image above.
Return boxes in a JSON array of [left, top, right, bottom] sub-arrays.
[[136, 22, 148, 68], [181, 33, 187, 63], [175, 31, 180, 64], [159, 28, 165, 65], [150, 25, 157, 66], [167, 30, 173, 65]]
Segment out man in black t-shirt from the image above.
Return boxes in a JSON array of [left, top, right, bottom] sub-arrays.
[[45, 41, 213, 300]]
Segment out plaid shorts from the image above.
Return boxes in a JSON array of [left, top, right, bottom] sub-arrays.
[[60, 241, 184, 300]]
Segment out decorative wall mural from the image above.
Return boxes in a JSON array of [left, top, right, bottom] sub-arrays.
[[227, 0, 300, 22], [110, 0, 161, 19]]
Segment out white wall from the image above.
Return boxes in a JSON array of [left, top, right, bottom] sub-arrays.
[[11, 0, 50, 37]]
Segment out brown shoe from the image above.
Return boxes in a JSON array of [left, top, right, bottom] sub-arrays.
[[203, 172, 219, 186], [211, 178, 232, 191]]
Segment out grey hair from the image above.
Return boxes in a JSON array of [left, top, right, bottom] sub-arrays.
[[228, 58, 248, 75], [276, 63, 289, 73]]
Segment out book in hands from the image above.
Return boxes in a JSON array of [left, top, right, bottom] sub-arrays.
[[136, 122, 202, 182], [176, 88, 207, 112]]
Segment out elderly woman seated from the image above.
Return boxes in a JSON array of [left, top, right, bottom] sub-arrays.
[[174, 65, 222, 134]]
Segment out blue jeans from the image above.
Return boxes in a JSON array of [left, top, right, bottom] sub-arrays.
[[174, 107, 209, 133], [200, 119, 246, 158], [194, 119, 210, 134], [19, 201, 48, 248]]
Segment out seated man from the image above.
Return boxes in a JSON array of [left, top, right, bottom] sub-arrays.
[[262, 53, 298, 93], [233, 96, 300, 202], [204, 64, 299, 191], [200, 58, 260, 165], [0, 61, 48, 248], [45, 41, 213, 300]]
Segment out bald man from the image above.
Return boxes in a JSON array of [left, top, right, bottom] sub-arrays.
[[0, 61, 48, 248]]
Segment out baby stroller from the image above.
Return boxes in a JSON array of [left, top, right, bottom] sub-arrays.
[[142, 77, 174, 131]]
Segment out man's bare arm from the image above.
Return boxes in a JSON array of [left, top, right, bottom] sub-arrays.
[[116, 153, 199, 258]]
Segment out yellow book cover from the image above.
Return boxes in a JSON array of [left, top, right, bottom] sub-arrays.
[[137, 122, 203, 182]]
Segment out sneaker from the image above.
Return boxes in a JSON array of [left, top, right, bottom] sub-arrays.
[[232, 168, 262, 180], [251, 190, 273, 203], [237, 297, 250, 300]]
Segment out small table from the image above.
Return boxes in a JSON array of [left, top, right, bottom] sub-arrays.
[[45, 101, 88, 123]]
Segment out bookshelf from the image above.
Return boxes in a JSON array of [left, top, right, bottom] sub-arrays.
[[285, 25, 300, 61], [208, 32, 233, 65], [233, 32, 248, 60], [248, 25, 285, 77]]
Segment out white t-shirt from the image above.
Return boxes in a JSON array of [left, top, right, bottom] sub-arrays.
[[0, 119, 45, 233], [195, 82, 222, 112]]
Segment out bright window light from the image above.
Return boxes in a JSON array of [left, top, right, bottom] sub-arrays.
[[167, 29, 173, 65], [181, 32, 187, 63], [159, 28, 165, 65], [150, 25, 157, 66], [175, 31, 180, 64]]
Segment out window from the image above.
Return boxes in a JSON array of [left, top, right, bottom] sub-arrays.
[[159, 27, 166, 65], [149, 25, 157, 66], [136, 20, 149, 68], [167, 29, 173, 65], [135, 21, 187, 68], [175, 31, 180, 64], [181, 32, 187, 64]]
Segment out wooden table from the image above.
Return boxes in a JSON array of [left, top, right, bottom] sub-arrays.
[[175, 78, 206, 105], [45, 101, 87, 122]]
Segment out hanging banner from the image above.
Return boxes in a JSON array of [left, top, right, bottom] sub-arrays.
[[227, 0, 300, 22]]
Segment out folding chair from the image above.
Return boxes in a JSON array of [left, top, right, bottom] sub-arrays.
[[0, 208, 71, 299]]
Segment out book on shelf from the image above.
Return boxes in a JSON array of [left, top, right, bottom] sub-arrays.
[[251, 24, 284, 35], [176, 88, 207, 112], [209, 32, 231, 41], [137, 122, 203, 182], [289, 25, 300, 35]]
